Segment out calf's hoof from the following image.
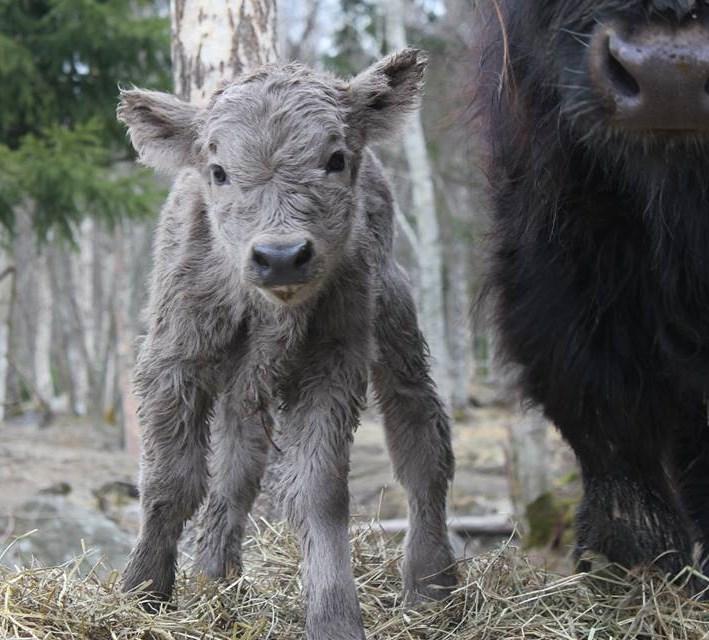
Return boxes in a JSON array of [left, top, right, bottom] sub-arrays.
[[193, 547, 242, 581], [305, 617, 366, 640], [122, 576, 172, 614], [403, 546, 458, 604], [122, 550, 177, 610], [137, 595, 174, 614]]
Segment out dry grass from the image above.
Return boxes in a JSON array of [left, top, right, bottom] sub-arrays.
[[1, 520, 709, 639]]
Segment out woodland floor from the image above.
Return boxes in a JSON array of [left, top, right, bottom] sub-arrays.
[[0, 392, 578, 566]]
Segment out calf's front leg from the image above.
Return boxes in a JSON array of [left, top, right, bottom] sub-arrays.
[[277, 356, 368, 640], [122, 363, 213, 601], [194, 388, 271, 579]]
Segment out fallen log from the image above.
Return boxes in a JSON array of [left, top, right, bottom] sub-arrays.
[[354, 514, 515, 537]]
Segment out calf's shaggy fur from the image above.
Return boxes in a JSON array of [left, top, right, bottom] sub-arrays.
[[117, 49, 456, 639]]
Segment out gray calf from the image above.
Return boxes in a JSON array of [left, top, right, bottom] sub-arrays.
[[118, 49, 456, 640]]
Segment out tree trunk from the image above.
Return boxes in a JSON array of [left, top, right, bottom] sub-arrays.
[[171, 0, 278, 104], [384, 0, 451, 404], [0, 255, 15, 422], [447, 235, 472, 412], [507, 406, 550, 532], [7, 206, 38, 414], [435, 174, 474, 413], [115, 225, 141, 457], [33, 251, 54, 415], [73, 218, 104, 418], [55, 249, 90, 415]]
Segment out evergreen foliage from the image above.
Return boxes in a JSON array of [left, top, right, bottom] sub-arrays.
[[0, 0, 170, 239], [322, 0, 445, 77], [323, 0, 381, 76]]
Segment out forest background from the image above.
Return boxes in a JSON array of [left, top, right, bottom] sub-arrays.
[[0, 0, 566, 565]]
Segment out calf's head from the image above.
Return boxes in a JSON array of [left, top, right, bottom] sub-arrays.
[[118, 50, 426, 306]]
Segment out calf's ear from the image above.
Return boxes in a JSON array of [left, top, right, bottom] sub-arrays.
[[348, 48, 427, 141], [117, 88, 202, 173]]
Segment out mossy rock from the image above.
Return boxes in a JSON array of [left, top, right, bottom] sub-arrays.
[[524, 492, 577, 549]]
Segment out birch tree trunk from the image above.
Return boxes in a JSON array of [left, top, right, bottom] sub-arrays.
[[436, 173, 474, 413], [171, 0, 278, 104], [0, 257, 15, 422], [508, 406, 550, 534], [34, 251, 54, 414], [7, 206, 39, 414], [447, 232, 472, 412], [54, 249, 89, 415], [73, 219, 100, 417], [115, 226, 141, 457], [384, 0, 451, 403]]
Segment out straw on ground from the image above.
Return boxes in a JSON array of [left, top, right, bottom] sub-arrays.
[[1, 520, 708, 639]]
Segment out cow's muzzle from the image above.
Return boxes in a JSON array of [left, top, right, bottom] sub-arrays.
[[589, 20, 709, 132]]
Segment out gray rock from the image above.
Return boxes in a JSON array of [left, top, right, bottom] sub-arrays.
[[38, 481, 72, 496], [0, 495, 133, 575], [469, 382, 511, 408], [93, 480, 141, 535]]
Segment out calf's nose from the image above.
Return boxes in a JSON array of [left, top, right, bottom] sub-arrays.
[[251, 239, 314, 286], [589, 23, 709, 131]]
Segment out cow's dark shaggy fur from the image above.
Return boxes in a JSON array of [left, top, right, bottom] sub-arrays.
[[474, 0, 709, 577]]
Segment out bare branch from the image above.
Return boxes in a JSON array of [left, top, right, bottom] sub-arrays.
[[0, 266, 16, 283], [288, 0, 321, 61], [393, 200, 420, 255], [354, 514, 514, 537]]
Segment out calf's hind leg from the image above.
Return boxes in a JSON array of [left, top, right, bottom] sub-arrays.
[[371, 264, 457, 602], [193, 389, 271, 579]]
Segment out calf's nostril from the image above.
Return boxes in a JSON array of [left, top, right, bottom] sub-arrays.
[[252, 248, 270, 268], [294, 241, 314, 268]]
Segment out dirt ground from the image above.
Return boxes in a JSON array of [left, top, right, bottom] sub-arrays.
[[0, 398, 577, 551]]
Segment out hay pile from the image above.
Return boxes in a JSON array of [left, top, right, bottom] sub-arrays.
[[1, 520, 708, 639]]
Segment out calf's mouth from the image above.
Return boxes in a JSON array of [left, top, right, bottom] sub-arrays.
[[269, 284, 305, 303]]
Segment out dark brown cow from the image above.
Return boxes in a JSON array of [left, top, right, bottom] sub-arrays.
[[474, 0, 709, 583]]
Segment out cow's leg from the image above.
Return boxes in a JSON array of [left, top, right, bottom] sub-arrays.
[[571, 435, 694, 576], [276, 354, 368, 640], [671, 399, 709, 570], [193, 390, 271, 578], [122, 365, 213, 601], [370, 264, 456, 602]]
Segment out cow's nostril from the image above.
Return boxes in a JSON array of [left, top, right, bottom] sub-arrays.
[[294, 241, 314, 268], [589, 23, 709, 132], [605, 40, 641, 98]]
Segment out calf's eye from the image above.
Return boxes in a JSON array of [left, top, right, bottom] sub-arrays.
[[211, 164, 228, 185], [325, 151, 346, 174]]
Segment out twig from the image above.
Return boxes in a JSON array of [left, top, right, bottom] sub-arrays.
[[393, 201, 419, 253]]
